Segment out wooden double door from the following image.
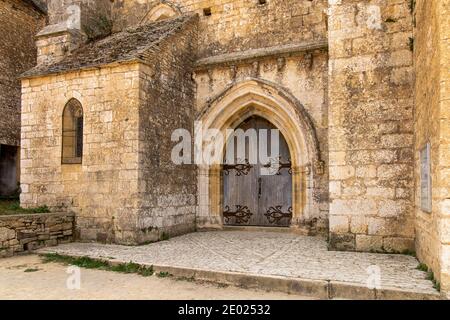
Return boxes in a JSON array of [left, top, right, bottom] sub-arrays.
[[223, 116, 293, 227]]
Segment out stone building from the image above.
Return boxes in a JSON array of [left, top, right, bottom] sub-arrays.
[[0, 0, 45, 196], [18, 0, 449, 293], [413, 0, 450, 296]]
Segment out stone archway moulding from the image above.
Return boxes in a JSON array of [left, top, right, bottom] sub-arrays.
[[196, 78, 324, 230], [140, 2, 181, 24]]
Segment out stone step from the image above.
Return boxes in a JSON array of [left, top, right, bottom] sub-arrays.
[[38, 249, 442, 300]]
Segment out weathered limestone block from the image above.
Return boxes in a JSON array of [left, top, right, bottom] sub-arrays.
[[330, 199, 377, 216], [329, 166, 355, 180], [350, 216, 369, 234], [0, 227, 16, 242], [382, 237, 415, 253], [329, 233, 355, 252], [356, 235, 384, 252], [329, 216, 349, 234], [17, 230, 37, 240]]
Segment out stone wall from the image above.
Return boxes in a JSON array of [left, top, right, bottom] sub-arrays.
[[0, 0, 45, 146], [328, 0, 416, 252], [414, 0, 450, 294], [0, 213, 74, 258], [137, 16, 198, 243], [21, 64, 142, 244], [112, 0, 328, 58], [42, 0, 328, 59]]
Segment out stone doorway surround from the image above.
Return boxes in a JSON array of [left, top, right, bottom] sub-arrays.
[[195, 79, 324, 233]]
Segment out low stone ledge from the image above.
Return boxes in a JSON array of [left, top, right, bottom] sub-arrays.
[[195, 40, 328, 69], [0, 212, 74, 258]]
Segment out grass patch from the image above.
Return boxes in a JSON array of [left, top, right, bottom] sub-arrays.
[[426, 271, 441, 291], [433, 280, 441, 292], [427, 272, 441, 292], [24, 268, 40, 273], [417, 263, 428, 272], [0, 199, 50, 216], [110, 262, 154, 277], [368, 248, 416, 256], [401, 249, 416, 257], [420, 266, 442, 292], [157, 271, 172, 278], [176, 276, 196, 283], [174, 276, 229, 289], [42, 254, 109, 268], [160, 232, 170, 241], [41, 253, 154, 277]]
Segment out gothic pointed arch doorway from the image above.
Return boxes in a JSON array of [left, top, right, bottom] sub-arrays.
[[196, 79, 324, 232], [223, 116, 293, 227]]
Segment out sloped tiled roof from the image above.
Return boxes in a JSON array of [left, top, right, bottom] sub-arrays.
[[22, 14, 196, 79], [25, 0, 47, 14]]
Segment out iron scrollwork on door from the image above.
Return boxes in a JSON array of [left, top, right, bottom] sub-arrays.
[[263, 157, 292, 175], [223, 159, 253, 176], [265, 206, 293, 224], [223, 205, 253, 224]]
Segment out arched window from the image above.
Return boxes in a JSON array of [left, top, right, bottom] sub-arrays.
[[62, 99, 83, 164]]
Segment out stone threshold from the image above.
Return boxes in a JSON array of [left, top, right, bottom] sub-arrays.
[[221, 225, 322, 236], [222, 226, 292, 233], [195, 40, 329, 69], [38, 248, 441, 300]]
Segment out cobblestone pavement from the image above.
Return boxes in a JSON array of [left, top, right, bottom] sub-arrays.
[[40, 231, 437, 294]]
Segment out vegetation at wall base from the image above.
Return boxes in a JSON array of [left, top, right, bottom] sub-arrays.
[[41, 253, 154, 277], [0, 199, 50, 216]]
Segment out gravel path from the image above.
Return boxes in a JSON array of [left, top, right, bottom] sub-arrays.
[[0, 255, 313, 300]]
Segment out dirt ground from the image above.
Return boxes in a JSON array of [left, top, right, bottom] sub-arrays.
[[0, 255, 314, 300]]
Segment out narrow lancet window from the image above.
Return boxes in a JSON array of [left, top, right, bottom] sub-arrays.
[[62, 99, 83, 164]]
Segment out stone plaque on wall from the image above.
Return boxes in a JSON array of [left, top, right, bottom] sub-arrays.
[[420, 142, 432, 213]]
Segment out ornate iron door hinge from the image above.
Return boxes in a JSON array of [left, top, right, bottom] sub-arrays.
[[223, 159, 253, 176], [223, 205, 253, 224], [265, 206, 293, 224], [263, 157, 292, 175]]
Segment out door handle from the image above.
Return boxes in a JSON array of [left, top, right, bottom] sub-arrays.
[[258, 178, 262, 199]]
